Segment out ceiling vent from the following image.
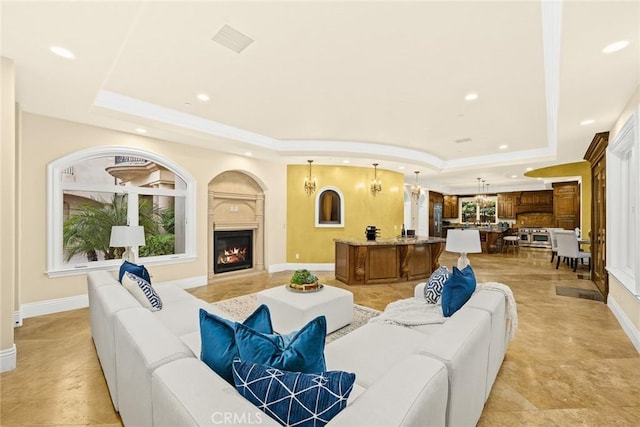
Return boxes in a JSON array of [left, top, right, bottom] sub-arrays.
[[212, 24, 254, 53], [455, 137, 472, 144]]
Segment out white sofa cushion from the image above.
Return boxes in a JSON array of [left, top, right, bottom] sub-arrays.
[[325, 322, 425, 387]]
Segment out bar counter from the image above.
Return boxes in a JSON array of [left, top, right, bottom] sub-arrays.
[[334, 237, 445, 285]]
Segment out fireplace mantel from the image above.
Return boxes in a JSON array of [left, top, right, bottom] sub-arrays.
[[213, 221, 259, 231]]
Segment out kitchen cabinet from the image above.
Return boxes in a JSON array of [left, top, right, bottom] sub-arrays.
[[584, 132, 608, 298], [443, 195, 458, 218], [429, 191, 444, 237], [553, 181, 580, 229], [497, 193, 516, 218]]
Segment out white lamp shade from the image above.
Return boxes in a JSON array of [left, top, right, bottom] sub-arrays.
[[445, 229, 481, 254], [110, 226, 146, 247]]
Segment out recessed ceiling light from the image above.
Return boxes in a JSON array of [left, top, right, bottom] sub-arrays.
[[526, 167, 533, 171], [580, 119, 595, 125], [196, 93, 209, 102], [602, 40, 629, 54], [499, 144, 508, 150], [464, 93, 478, 101], [398, 166, 405, 170], [244, 152, 252, 156], [50, 46, 75, 59], [537, 177, 543, 180], [135, 128, 147, 134], [342, 160, 350, 164], [511, 175, 517, 178]]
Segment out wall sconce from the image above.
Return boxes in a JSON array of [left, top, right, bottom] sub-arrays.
[[304, 160, 317, 196], [370, 163, 382, 196], [411, 171, 421, 201]]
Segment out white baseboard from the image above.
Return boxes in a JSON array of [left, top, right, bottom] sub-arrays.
[[608, 294, 640, 354], [21, 294, 89, 319], [20, 275, 206, 319], [268, 263, 335, 273], [0, 344, 17, 373], [14, 310, 23, 327]]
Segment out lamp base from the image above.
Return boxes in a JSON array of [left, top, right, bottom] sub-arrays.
[[122, 247, 136, 264], [457, 253, 471, 270]]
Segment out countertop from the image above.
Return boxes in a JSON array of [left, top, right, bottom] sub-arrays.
[[334, 236, 446, 245]]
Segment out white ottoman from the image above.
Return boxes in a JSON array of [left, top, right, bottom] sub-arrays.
[[256, 285, 354, 334]]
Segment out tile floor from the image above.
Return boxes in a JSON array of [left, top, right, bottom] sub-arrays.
[[1, 248, 638, 426]]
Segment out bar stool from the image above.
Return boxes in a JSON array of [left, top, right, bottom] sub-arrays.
[[503, 235, 518, 253]]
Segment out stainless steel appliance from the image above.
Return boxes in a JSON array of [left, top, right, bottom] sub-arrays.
[[518, 227, 551, 248], [433, 202, 443, 237]]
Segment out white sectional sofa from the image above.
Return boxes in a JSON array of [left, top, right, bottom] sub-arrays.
[[88, 270, 512, 427]]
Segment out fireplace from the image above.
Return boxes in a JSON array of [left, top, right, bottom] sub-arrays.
[[214, 230, 253, 274]]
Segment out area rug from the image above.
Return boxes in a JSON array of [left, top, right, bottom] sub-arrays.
[[211, 293, 380, 344]]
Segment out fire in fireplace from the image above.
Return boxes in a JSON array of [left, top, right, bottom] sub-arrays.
[[214, 230, 253, 274]]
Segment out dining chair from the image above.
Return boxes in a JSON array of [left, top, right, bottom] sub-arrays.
[[549, 229, 558, 263], [555, 230, 591, 272]]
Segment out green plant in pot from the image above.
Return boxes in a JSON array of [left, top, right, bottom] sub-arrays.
[[289, 269, 320, 291]]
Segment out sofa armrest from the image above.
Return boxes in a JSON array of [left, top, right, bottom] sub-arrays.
[[414, 282, 427, 299], [417, 307, 491, 427], [330, 354, 448, 427], [114, 307, 193, 427], [152, 358, 280, 427]]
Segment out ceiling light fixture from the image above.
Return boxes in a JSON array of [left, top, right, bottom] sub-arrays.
[[580, 119, 595, 125], [370, 163, 382, 196], [526, 167, 533, 171], [304, 160, 317, 197], [602, 40, 629, 54], [197, 93, 210, 102], [244, 152, 252, 156], [342, 160, 350, 164], [398, 166, 405, 170], [411, 171, 421, 201], [511, 174, 517, 178], [464, 93, 478, 101], [50, 46, 75, 59], [499, 144, 508, 150], [135, 128, 147, 134]]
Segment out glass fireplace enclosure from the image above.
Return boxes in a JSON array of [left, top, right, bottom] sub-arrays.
[[213, 230, 253, 274]]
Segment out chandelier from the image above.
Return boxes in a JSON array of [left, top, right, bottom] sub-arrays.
[[411, 171, 421, 201], [475, 178, 488, 207], [370, 163, 382, 196], [303, 160, 317, 196]]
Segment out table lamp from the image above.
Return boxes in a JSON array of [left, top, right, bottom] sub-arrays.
[[445, 229, 481, 270], [110, 225, 145, 263]]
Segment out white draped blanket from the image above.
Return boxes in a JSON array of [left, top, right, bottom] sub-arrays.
[[368, 281, 518, 342]]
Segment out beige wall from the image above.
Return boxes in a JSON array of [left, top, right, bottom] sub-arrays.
[[17, 113, 287, 304], [1, 58, 17, 356], [607, 85, 640, 343]]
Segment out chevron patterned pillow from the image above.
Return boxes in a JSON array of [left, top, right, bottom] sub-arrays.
[[232, 359, 355, 427], [122, 271, 163, 311], [424, 266, 450, 304]]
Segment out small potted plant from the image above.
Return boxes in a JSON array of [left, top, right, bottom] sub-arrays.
[[288, 269, 321, 292]]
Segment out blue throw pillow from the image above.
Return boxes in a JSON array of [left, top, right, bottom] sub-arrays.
[[424, 266, 450, 304], [441, 265, 476, 317], [200, 305, 273, 385], [118, 260, 151, 284], [235, 315, 327, 374], [232, 359, 355, 427]]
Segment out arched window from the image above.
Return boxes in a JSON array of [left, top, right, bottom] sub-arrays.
[[315, 187, 344, 227], [47, 147, 196, 277]]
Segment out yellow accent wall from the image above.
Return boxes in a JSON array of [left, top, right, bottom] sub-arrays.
[[524, 161, 591, 235], [287, 165, 404, 263]]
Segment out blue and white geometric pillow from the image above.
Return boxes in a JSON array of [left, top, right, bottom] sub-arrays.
[[122, 271, 163, 311], [232, 360, 355, 427], [424, 266, 450, 304]]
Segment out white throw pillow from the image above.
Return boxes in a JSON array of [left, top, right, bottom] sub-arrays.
[[424, 266, 450, 304], [122, 271, 163, 311]]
